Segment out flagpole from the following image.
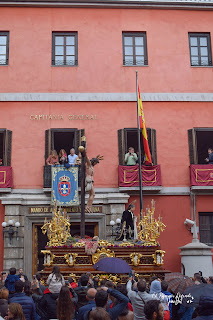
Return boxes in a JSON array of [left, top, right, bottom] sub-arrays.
[[136, 71, 143, 220]]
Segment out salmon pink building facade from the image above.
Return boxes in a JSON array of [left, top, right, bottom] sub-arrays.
[[0, 0, 213, 278]]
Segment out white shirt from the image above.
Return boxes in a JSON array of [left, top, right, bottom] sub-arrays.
[[68, 154, 78, 165]]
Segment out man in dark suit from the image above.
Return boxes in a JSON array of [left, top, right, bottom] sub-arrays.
[[77, 288, 97, 320], [121, 203, 135, 239]]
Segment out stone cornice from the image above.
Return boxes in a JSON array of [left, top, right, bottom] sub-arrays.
[[0, 92, 213, 102], [0, 0, 213, 9]]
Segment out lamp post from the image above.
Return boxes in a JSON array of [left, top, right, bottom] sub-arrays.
[[2, 220, 20, 244], [110, 220, 115, 238], [115, 218, 121, 239]]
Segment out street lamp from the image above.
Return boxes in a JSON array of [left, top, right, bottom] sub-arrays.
[[110, 220, 115, 238], [2, 220, 20, 244]]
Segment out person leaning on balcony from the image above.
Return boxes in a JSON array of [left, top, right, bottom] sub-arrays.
[[205, 148, 213, 164], [68, 148, 78, 166], [125, 147, 138, 166], [59, 149, 67, 165], [46, 150, 59, 165]]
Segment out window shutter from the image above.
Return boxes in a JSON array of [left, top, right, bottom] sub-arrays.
[[45, 129, 52, 164], [118, 129, 125, 165], [188, 129, 197, 164], [4, 130, 12, 166], [147, 128, 152, 153], [74, 129, 85, 151], [151, 129, 157, 165]]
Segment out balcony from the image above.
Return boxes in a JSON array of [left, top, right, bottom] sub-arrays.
[[0, 166, 12, 192], [190, 164, 213, 192], [43, 165, 52, 190], [118, 164, 162, 192]]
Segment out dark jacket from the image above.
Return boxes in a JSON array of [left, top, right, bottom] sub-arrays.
[[121, 210, 134, 230], [209, 153, 213, 164], [75, 286, 89, 311], [38, 292, 59, 320], [10, 292, 36, 320], [84, 289, 128, 320], [107, 288, 129, 320], [5, 274, 20, 293], [78, 300, 96, 320], [196, 296, 213, 320], [0, 298, 8, 318]]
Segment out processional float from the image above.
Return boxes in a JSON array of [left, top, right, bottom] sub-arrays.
[[40, 199, 168, 283]]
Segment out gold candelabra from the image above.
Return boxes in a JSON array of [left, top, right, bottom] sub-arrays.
[[137, 199, 166, 245], [41, 204, 71, 247]]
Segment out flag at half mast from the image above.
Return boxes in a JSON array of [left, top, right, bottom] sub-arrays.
[[138, 86, 152, 164]]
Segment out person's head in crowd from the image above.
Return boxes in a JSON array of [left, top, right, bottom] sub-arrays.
[[86, 288, 97, 301], [137, 279, 148, 293], [7, 303, 26, 320], [89, 308, 111, 320], [90, 158, 99, 167], [116, 284, 127, 296], [150, 276, 158, 283], [118, 308, 134, 320], [24, 281, 32, 296], [52, 265, 62, 281], [100, 279, 107, 287], [208, 148, 213, 155], [127, 203, 135, 212], [105, 281, 115, 289], [59, 149, 67, 157], [207, 276, 213, 284], [144, 300, 164, 320], [70, 148, 75, 156], [128, 147, 134, 154], [57, 286, 74, 320], [35, 273, 41, 281], [15, 280, 24, 293], [95, 289, 108, 308], [80, 274, 89, 286], [150, 280, 161, 294], [194, 273, 201, 283], [67, 277, 74, 284], [161, 280, 169, 292], [9, 268, 16, 275], [0, 287, 9, 300], [51, 150, 58, 158], [19, 268, 23, 275], [93, 277, 99, 288]]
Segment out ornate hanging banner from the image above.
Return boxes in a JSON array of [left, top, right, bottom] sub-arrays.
[[51, 166, 79, 206]]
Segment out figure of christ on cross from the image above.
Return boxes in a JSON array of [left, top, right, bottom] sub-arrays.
[[85, 152, 104, 213]]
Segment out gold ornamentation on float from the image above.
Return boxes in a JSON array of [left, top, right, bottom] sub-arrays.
[[73, 242, 85, 248], [97, 274, 120, 284], [130, 252, 142, 266], [98, 240, 112, 247], [41, 204, 71, 247], [64, 253, 78, 266], [137, 199, 166, 245], [92, 247, 115, 264], [118, 242, 134, 247], [152, 250, 165, 266], [41, 250, 55, 266], [69, 273, 77, 282]]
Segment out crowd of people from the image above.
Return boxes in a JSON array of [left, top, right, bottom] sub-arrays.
[[46, 149, 80, 167], [0, 267, 213, 320]]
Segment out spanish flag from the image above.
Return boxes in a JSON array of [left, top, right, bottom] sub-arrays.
[[138, 86, 152, 164]]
